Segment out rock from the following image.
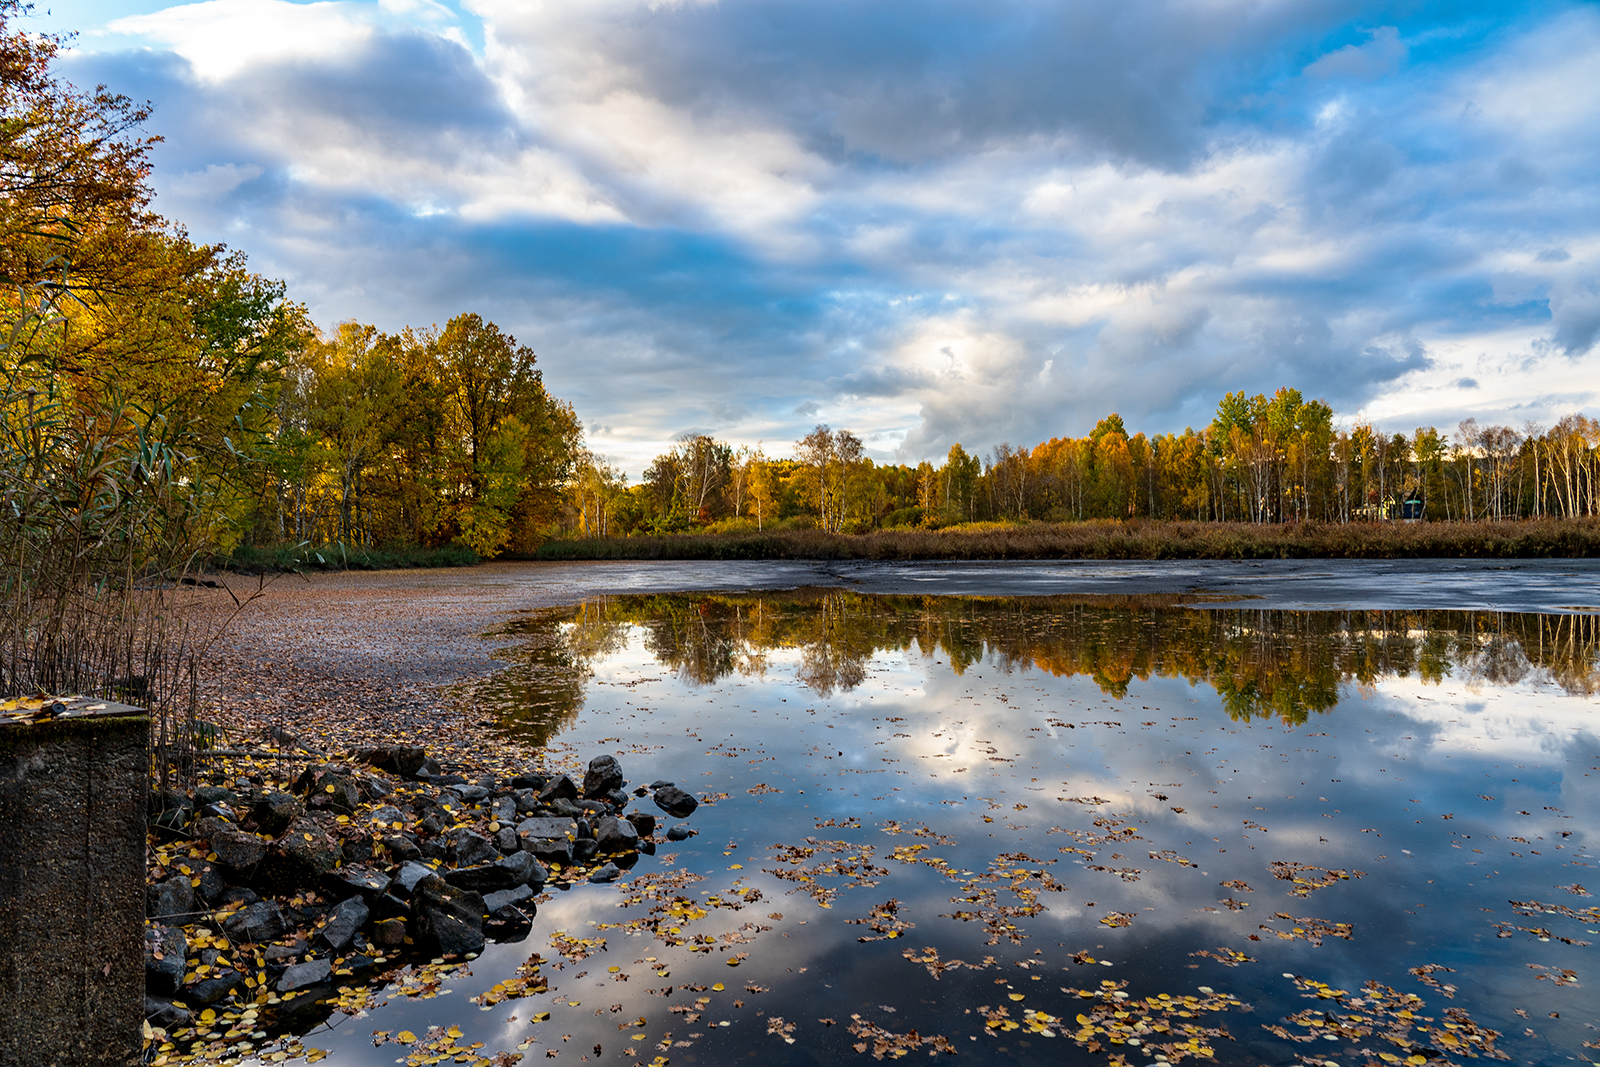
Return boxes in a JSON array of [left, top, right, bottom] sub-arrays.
[[510, 773, 546, 791], [148, 788, 192, 818], [442, 864, 516, 892], [185, 969, 243, 1004], [223, 899, 288, 944], [409, 875, 485, 957], [588, 863, 622, 883], [648, 780, 675, 790], [494, 827, 519, 853], [448, 783, 490, 803], [263, 943, 303, 963], [369, 890, 411, 923], [309, 775, 361, 816], [432, 772, 466, 786], [666, 826, 694, 842], [625, 813, 657, 839], [513, 789, 541, 815], [194, 785, 240, 808], [574, 818, 592, 840], [251, 791, 304, 836], [355, 745, 430, 778], [383, 834, 422, 862], [482, 884, 535, 914], [191, 861, 227, 903], [633, 785, 648, 797], [144, 995, 190, 1030], [573, 838, 600, 863], [490, 796, 518, 825], [277, 957, 332, 993], [357, 774, 393, 800], [317, 896, 370, 952], [547, 797, 584, 817], [604, 788, 630, 808], [210, 827, 269, 872], [262, 815, 343, 889], [392, 860, 438, 894], [219, 887, 260, 908], [147, 875, 194, 922], [583, 755, 624, 799], [516, 816, 577, 854], [366, 804, 404, 827], [539, 775, 579, 804], [322, 863, 391, 900], [450, 829, 499, 868], [653, 786, 699, 819], [594, 815, 640, 854], [578, 800, 609, 815], [144, 926, 187, 995], [371, 917, 406, 948], [497, 850, 547, 888], [191, 815, 232, 842], [150, 807, 189, 838]]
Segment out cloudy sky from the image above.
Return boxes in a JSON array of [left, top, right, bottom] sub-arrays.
[[48, 0, 1600, 473]]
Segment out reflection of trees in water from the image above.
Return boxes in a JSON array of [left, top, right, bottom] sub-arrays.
[[485, 594, 1600, 732]]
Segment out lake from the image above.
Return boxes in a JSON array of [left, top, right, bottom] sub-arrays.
[[263, 590, 1598, 1066]]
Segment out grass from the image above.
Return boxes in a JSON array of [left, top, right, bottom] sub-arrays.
[[533, 518, 1600, 561], [220, 542, 480, 573]]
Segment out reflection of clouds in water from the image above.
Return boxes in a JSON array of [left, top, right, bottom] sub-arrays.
[[1374, 673, 1599, 761]]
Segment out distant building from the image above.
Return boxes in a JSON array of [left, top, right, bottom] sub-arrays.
[[1400, 495, 1425, 522]]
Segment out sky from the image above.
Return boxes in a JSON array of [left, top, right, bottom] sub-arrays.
[[42, 0, 1600, 475]]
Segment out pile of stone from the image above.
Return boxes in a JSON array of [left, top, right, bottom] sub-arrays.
[[144, 749, 698, 1031]]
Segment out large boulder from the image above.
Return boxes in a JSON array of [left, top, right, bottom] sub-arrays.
[[408, 875, 485, 958], [582, 755, 624, 800], [652, 786, 699, 819], [317, 895, 370, 953], [144, 926, 186, 995], [223, 900, 288, 944], [594, 815, 639, 854]]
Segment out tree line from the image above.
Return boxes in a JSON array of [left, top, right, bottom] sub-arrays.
[[568, 388, 1600, 537]]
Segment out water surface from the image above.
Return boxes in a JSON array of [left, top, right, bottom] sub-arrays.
[[286, 592, 1600, 1066]]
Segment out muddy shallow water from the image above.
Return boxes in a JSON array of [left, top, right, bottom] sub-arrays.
[[259, 592, 1598, 1066]]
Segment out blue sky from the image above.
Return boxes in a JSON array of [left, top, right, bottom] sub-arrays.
[[44, 0, 1600, 474]]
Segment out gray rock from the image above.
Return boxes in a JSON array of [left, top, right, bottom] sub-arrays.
[[604, 788, 630, 808], [262, 816, 343, 890], [490, 796, 517, 825], [355, 745, 430, 778], [371, 917, 407, 948], [194, 785, 240, 808], [443, 864, 516, 892], [648, 780, 675, 790], [409, 875, 485, 957], [594, 815, 640, 854], [190, 861, 227, 904], [147, 875, 194, 922], [539, 774, 579, 803], [211, 826, 269, 871], [384, 834, 422, 862], [144, 926, 186, 995], [367, 804, 404, 827], [494, 827, 519, 853], [666, 826, 694, 841], [653, 786, 699, 819], [510, 773, 547, 791], [219, 887, 260, 907], [144, 995, 190, 1030], [513, 789, 541, 814], [450, 829, 499, 868], [358, 774, 394, 800], [482, 883, 535, 914], [392, 861, 438, 894], [251, 791, 303, 836], [547, 797, 584, 817], [301, 769, 360, 816], [573, 838, 599, 863], [625, 813, 657, 839], [263, 943, 303, 963], [317, 896, 370, 952], [516, 816, 576, 840], [497, 850, 547, 887], [448, 783, 491, 803], [192, 815, 234, 842], [588, 863, 622, 883], [185, 969, 242, 1004], [223, 899, 288, 944], [583, 755, 624, 799], [277, 957, 332, 993], [322, 863, 390, 899]]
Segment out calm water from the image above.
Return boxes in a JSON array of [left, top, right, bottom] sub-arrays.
[[280, 593, 1599, 1066]]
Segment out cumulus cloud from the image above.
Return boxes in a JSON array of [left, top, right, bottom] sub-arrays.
[[61, 0, 1600, 473]]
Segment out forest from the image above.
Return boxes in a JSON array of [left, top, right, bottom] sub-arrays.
[[5, 0, 1599, 576]]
